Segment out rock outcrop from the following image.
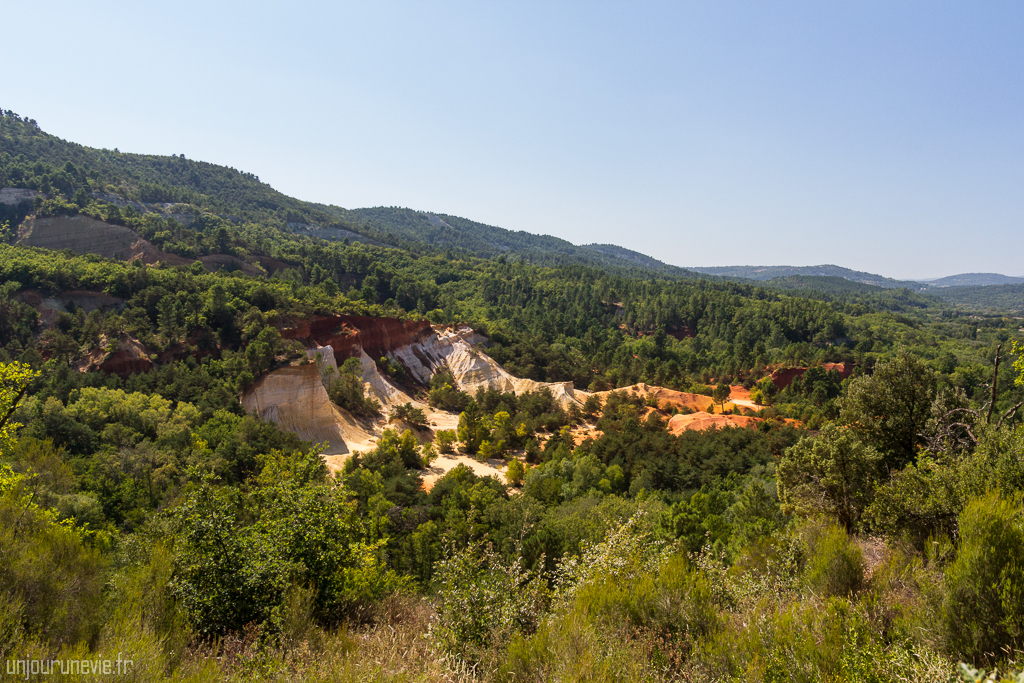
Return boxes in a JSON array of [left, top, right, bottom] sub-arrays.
[[198, 254, 265, 277], [240, 363, 377, 458], [0, 188, 39, 205], [305, 344, 416, 409], [593, 383, 715, 412], [74, 335, 155, 376], [769, 363, 855, 390], [283, 317, 580, 407], [16, 215, 191, 265]]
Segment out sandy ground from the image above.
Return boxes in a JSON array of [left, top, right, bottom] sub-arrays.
[[421, 453, 507, 490], [726, 385, 763, 410], [667, 412, 763, 434]]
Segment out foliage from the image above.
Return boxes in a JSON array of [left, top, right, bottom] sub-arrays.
[[839, 349, 937, 469], [0, 361, 39, 454], [777, 424, 882, 532], [390, 402, 428, 429], [942, 491, 1024, 665], [325, 358, 381, 417], [505, 458, 525, 487], [800, 518, 865, 598], [431, 539, 548, 661], [170, 449, 410, 636], [0, 462, 106, 652], [434, 429, 456, 454], [428, 368, 472, 412]]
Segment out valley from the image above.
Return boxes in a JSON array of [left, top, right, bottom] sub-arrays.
[[2, 110, 1024, 681]]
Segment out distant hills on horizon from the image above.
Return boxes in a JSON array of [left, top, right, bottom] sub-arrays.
[[915, 272, 1024, 287], [685, 264, 1024, 291]]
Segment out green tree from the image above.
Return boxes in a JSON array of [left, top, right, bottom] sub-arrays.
[[753, 377, 778, 406], [457, 403, 484, 454], [391, 402, 428, 429], [505, 458, 525, 487], [170, 448, 408, 635], [0, 361, 39, 455], [839, 349, 936, 470], [434, 429, 457, 454], [326, 358, 381, 417], [712, 383, 731, 411], [777, 423, 882, 532]]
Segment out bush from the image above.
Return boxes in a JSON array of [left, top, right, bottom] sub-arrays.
[[432, 540, 547, 662], [390, 402, 428, 429], [575, 552, 720, 642], [434, 429, 456, 454], [802, 519, 864, 599], [499, 552, 718, 682], [506, 458, 525, 487], [942, 492, 1024, 665], [0, 464, 106, 650]]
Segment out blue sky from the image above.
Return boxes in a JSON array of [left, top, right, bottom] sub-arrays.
[[5, 1, 1023, 279]]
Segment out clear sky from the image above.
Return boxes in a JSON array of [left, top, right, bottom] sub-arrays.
[[4, 1, 1023, 279]]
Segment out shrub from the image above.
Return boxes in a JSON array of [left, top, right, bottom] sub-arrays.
[[802, 519, 864, 599], [434, 429, 456, 454], [0, 464, 106, 650], [574, 552, 720, 642], [432, 540, 547, 662], [942, 492, 1024, 665], [505, 458, 525, 487]]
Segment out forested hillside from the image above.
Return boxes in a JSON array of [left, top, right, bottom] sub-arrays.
[[2, 110, 1024, 682], [0, 111, 704, 277], [932, 282, 1024, 313]]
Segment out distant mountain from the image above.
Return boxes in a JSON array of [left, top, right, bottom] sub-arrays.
[[688, 264, 929, 291], [918, 273, 1024, 288]]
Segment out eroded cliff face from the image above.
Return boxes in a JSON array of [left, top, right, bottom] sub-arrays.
[[244, 317, 580, 469], [283, 317, 580, 407], [769, 362, 855, 390], [17, 215, 192, 265], [281, 315, 435, 362], [15, 216, 265, 274], [304, 344, 416, 409], [75, 335, 155, 376], [240, 363, 377, 460]]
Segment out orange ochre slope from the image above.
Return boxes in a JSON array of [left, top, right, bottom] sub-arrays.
[[586, 383, 774, 436]]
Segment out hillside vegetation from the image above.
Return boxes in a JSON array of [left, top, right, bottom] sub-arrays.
[[688, 264, 929, 290], [2, 110, 1024, 682]]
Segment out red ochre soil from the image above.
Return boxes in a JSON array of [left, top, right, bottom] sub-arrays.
[[769, 363, 855, 390], [75, 335, 155, 376], [279, 315, 435, 362]]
